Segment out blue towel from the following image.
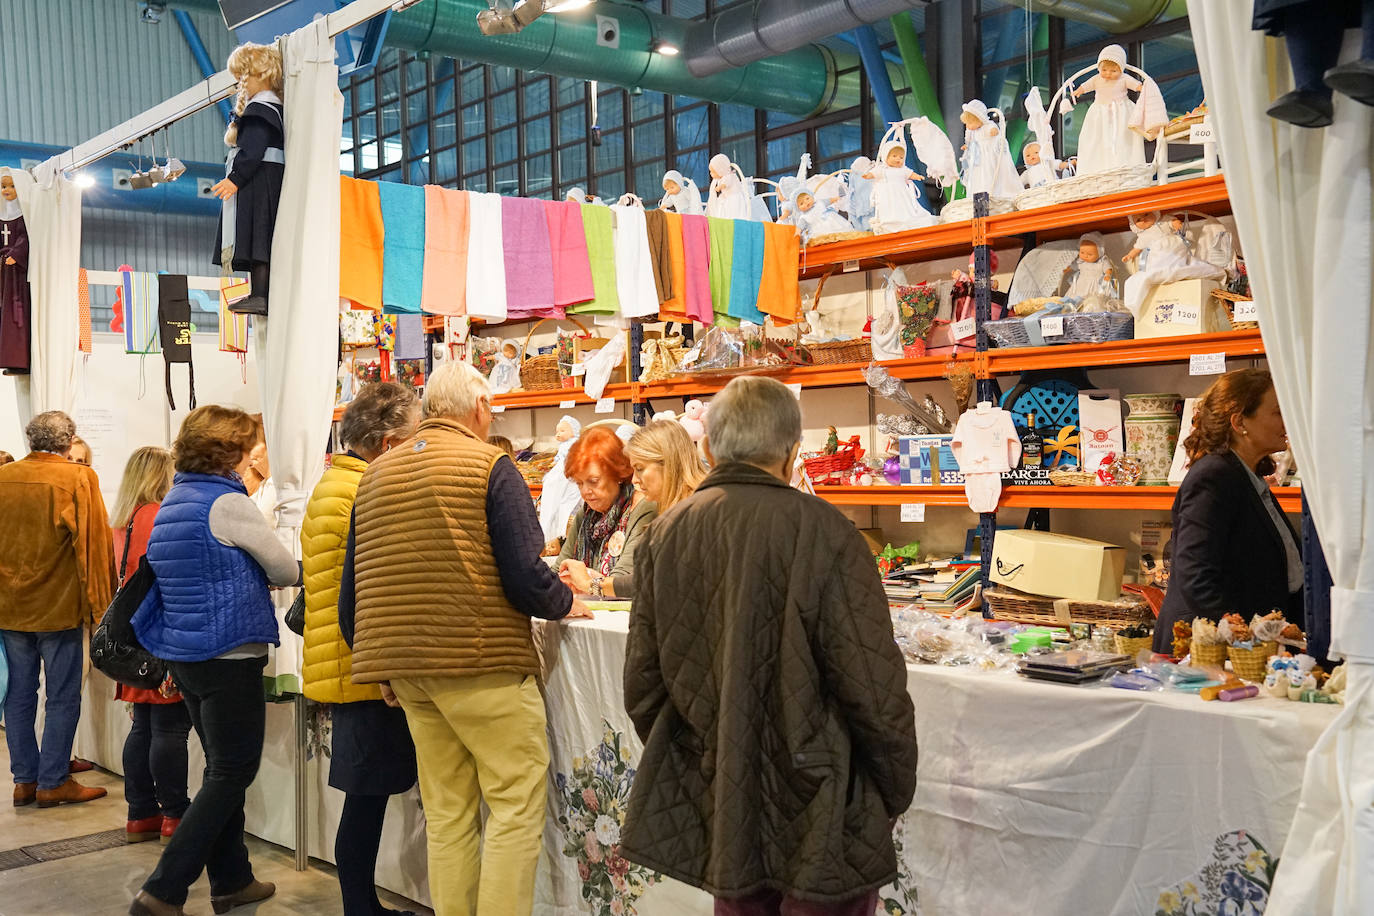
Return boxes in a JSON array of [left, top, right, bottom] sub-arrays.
[[727, 219, 766, 324], [379, 181, 425, 314]]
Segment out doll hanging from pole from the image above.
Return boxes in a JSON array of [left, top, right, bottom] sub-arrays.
[[1255, 0, 1374, 128], [0, 172, 31, 375], [213, 42, 285, 316]]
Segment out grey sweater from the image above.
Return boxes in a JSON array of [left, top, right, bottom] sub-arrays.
[[208, 492, 300, 658]]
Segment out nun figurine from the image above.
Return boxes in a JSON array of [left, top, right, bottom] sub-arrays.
[[659, 169, 704, 215], [958, 100, 1022, 200], [1061, 233, 1116, 301], [707, 154, 753, 220], [863, 141, 935, 234], [1073, 44, 1145, 175], [538, 415, 584, 546], [213, 42, 285, 316]]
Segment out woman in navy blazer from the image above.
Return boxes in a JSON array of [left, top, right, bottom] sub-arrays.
[[1153, 370, 1303, 654]]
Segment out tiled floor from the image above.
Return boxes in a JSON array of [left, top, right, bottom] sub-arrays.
[[0, 739, 431, 916]]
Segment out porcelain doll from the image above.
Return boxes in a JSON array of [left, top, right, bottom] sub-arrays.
[[847, 156, 875, 230], [792, 188, 854, 245], [213, 42, 285, 316], [863, 142, 935, 234], [1020, 141, 1059, 189], [659, 169, 703, 215], [958, 100, 1022, 199], [1072, 44, 1145, 175], [707, 154, 753, 220], [1122, 211, 1173, 273], [566, 187, 604, 206], [538, 415, 584, 544], [488, 341, 521, 394], [0, 173, 31, 375], [1061, 233, 1116, 301]]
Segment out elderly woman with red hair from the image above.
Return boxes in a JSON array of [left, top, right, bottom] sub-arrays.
[[557, 427, 657, 600]]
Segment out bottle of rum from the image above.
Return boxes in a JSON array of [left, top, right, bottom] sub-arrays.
[[1020, 412, 1044, 468]]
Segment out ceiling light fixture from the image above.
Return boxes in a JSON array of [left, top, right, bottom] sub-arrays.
[[546, 0, 592, 11], [73, 173, 96, 189], [650, 37, 680, 56]]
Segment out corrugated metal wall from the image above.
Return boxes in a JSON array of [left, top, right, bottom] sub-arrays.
[[0, 0, 237, 162]]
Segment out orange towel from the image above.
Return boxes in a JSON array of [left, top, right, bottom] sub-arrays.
[[421, 185, 470, 316], [759, 222, 801, 324], [658, 212, 690, 322], [339, 176, 384, 311]]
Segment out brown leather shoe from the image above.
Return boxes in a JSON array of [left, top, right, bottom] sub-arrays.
[[35, 777, 107, 808], [13, 782, 36, 807], [129, 890, 188, 916], [210, 879, 275, 914], [69, 758, 95, 774]]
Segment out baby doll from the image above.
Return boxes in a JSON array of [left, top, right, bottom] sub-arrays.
[[792, 188, 854, 245], [1122, 211, 1172, 272], [566, 187, 605, 206], [846, 156, 875, 231], [538, 415, 584, 544], [1072, 44, 1145, 176], [0, 173, 31, 375], [1061, 233, 1116, 301], [1020, 141, 1059, 189], [707, 154, 751, 221], [863, 142, 934, 234], [659, 169, 703, 215], [958, 100, 1022, 200], [214, 42, 285, 316], [488, 341, 521, 394]]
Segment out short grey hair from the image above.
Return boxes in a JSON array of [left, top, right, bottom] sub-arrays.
[[707, 376, 801, 467], [340, 381, 419, 453], [422, 361, 491, 421], [25, 411, 76, 454]]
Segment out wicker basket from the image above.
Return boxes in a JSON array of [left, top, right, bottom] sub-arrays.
[[1191, 642, 1228, 668], [639, 334, 690, 383], [807, 229, 872, 248], [1212, 289, 1258, 330], [1053, 312, 1134, 344], [1049, 469, 1097, 487], [1228, 642, 1278, 682], [940, 195, 1015, 224], [802, 437, 866, 485], [1115, 635, 1154, 659], [985, 587, 1152, 629], [806, 339, 873, 365], [1013, 163, 1156, 212], [985, 316, 1034, 349], [518, 317, 591, 391]]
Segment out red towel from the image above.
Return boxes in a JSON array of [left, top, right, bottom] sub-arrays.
[[680, 214, 713, 325], [544, 199, 595, 307]]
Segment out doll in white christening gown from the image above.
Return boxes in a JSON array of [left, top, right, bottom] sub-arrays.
[[959, 100, 1022, 200], [864, 141, 935, 234], [1073, 44, 1145, 175]]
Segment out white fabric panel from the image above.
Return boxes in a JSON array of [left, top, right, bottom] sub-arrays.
[[465, 192, 508, 322], [4, 164, 83, 421], [611, 205, 659, 319], [1187, 5, 1374, 912], [253, 19, 342, 684]]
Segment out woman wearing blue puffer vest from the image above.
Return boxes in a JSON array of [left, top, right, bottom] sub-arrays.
[[129, 405, 301, 916]]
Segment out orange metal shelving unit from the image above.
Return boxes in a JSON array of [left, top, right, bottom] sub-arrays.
[[815, 484, 1301, 514]]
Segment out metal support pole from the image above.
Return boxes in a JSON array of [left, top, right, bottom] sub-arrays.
[[630, 322, 647, 426], [293, 693, 309, 872], [972, 192, 997, 618]]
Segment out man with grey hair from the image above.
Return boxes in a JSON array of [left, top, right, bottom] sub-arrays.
[[0, 411, 116, 807], [622, 376, 918, 916], [337, 361, 590, 916]]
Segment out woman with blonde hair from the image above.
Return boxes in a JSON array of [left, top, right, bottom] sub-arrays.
[[626, 420, 707, 513], [110, 447, 192, 847]]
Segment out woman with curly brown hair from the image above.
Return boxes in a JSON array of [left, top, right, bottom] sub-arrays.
[[1152, 369, 1303, 654]]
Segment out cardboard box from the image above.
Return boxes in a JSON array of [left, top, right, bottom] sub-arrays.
[[989, 529, 1126, 601], [898, 435, 963, 485], [1136, 279, 1230, 338]]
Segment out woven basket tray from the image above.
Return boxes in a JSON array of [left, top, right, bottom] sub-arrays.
[[806, 339, 872, 365], [1115, 634, 1154, 659], [807, 229, 872, 248], [940, 195, 1016, 224], [1013, 163, 1156, 211], [1228, 642, 1278, 682], [985, 588, 1152, 628], [1191, 642, 1228, 668], [1212, 290, 1258, 330], [1049, 469, 1097, 487], [518, 317, 591, 391]]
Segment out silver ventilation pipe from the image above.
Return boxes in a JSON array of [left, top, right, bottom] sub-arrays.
[[686, 0, 931, 78]]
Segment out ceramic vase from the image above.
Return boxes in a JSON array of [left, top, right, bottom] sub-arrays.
[[1124, 393, 1182, 486]]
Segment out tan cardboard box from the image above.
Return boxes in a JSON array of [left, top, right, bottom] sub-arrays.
[[1136, 278, 1230, 338], [990, 529, 1126, 601]]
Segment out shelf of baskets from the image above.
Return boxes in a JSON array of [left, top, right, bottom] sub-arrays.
[[814, 483, 1302, 513]]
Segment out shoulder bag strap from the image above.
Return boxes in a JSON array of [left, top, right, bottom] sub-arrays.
[[118, 506, 143, 582]]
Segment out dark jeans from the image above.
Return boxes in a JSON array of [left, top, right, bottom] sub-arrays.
[[714, 889, 881, 916], [336, 792, 391, 916], [124, 701, 193, 821], [142, 657, 266, 906], [1, 628, 83, 790]]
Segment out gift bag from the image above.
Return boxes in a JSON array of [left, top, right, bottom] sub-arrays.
[[219, 281, 250, 355], [157, 275, 196, 410], [1078, 389, 1123, 476], [893, 281, 940, 358]]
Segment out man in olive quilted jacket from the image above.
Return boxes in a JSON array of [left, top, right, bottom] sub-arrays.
[[623, 376, 918, 915]]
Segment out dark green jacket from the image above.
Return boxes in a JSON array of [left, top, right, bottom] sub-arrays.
[[623, 462, 918, 900]]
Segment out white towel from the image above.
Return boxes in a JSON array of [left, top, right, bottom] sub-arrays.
[[465, 192, 508, 322], [611, 205, 660, 319]]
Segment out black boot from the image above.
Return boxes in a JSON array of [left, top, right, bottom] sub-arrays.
[[1325, 60, 1374, 106], [229, 262, 270, 315], [1266, 90, 1335, 127]]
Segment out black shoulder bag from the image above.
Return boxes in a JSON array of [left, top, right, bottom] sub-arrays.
[[90, 513, 170, 690]]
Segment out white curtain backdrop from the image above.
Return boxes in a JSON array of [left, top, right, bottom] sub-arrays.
[[3, 163, 83, 422], [1188, 5, 1374, 913], [255, 18, 343, 685]]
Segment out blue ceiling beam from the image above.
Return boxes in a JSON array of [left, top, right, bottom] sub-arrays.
[[173, 9, 235, 124]]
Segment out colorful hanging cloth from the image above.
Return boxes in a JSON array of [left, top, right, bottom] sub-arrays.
[[680, 214, 713, 325], [759, 222, 803, 324], [707, 217, 737, 326], [727, 218, 766, 324], [120, 270, 160, 355], [543, 199, 595, 307], [378, 181, 425, 314], [157, 274, 196, 410], [339, 176, 385, 310], [569, 203, 620, 316], [657, 211, 690, 322], [501, 196, 559, 321], [464, 192, 508, 323], [77, 269, 92, 355], [219, 278, 250, 382], [421, 185, 469, 316], [643, 209, 675, 305], [612, 205, 659, 320], [393, 313, 426, 360]]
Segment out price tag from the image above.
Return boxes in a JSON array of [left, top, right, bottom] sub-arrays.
[[1039, 315, 1064, 338], [1174, 304, 1201, 326], [559, 400, 576, 409], [570, 363, 587, 376], [1189, 352, 1226, 376], [842, 260, 861, 273], [679, 349, 699, 367], [787, 383, 802, 399], [1232, 300, 1258, 322], [491, 404, 506, 414], [1188, 119, 1215, 144], [595, 397, 615, 414], [952, 317, 977, 340], [900, 503, 926, 523]]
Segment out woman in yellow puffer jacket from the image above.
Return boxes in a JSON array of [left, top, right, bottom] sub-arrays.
[[300, 381, 420, 916]]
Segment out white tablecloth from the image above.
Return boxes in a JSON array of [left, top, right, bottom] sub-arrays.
[[73, 615, 1337, 916]]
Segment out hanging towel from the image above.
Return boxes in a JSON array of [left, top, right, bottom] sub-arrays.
[[707, 217, 736, 321], [543, 199, 595, 307], [219, 280, 250, 352], [421, 185, 469, 316], [759, 222, 803, 325], [339, 176, 385, 310], [77, 269, 92, 355], [612, 205, 659, 320], [157, 274, 196, 411], [501, 196, 559, 321], [680, 214, 713, 325], [121, 270, 160, 355], [464, 192, 508, 322], [658, 211, 690, 322], [643, 210, 675, 305], [727, 219, 766, 324], [570, 203, 620, 316], [394, 313, 426, 360], [378, 181, 425, 314]]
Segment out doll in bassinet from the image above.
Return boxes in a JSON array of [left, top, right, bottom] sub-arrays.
[[792, 189, 855, 245], [958, 100, 1022, 200], [1072, 44, 1145, 176], [863, 142, 934, 234]]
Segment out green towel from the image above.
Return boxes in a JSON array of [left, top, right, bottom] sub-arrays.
[[708, 217, 736, 323], [570, 204, 620, 315]]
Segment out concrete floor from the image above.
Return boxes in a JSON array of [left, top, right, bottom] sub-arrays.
[[0, 741, 431, 916]]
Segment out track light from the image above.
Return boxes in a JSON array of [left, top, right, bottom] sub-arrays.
[[546, 0, 592, 10], [650, 37, 679, 56]]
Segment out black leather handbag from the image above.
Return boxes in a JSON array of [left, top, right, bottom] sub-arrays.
[[90, 518, 169, 691], [284, 589, 306, 637]]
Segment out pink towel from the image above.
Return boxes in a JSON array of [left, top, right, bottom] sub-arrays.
[[680, 214, 714, 325], [543, 200, 595, 307], [502, 196, 559, 321], [422, 185, 469, 316]]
